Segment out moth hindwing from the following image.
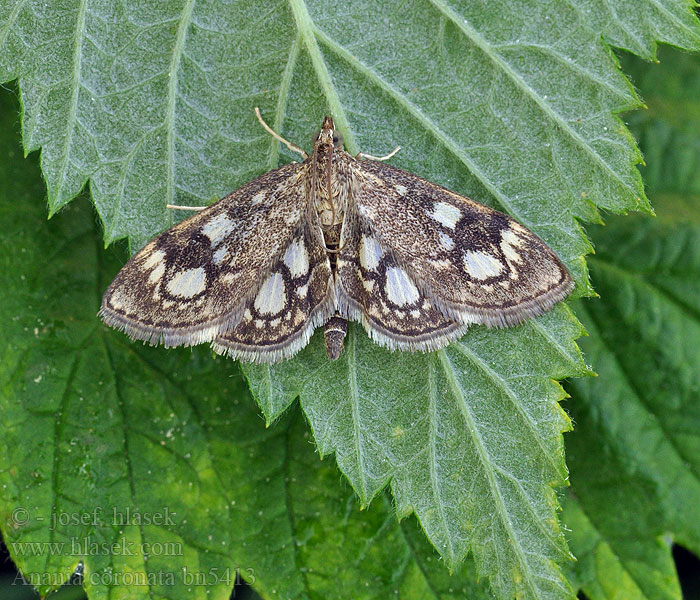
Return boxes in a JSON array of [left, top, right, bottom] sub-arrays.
[[100, 113, 574, 363]]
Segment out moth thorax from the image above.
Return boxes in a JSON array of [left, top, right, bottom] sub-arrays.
[[323, 315, 347, 360]]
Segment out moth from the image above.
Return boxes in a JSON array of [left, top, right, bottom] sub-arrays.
[[100, 110, 574, 363]]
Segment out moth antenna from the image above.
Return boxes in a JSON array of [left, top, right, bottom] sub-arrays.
[[358, 146, 401, 161], [254, 107, 308, 159], [166, 204, 207, 211]]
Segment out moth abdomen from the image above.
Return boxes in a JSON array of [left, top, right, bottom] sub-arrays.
[[323, 315, 348, 360]]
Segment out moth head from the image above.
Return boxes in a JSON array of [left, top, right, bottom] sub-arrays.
[[312, 116, 344, 150]]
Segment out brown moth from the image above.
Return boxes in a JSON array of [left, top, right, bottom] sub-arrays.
[[100, 111, 574, 363]]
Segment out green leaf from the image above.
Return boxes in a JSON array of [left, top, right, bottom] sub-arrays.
[[562, 481, 681, 600], [243, 308, 586, 594], [5, 0, 697, 273], [2, 3, 700, 599], [0, 83, 498, 600], [562, 219, 700, 600], [585, 0, 700, 59], [264, 410, 497, 600], [562, 45, 700, 599]]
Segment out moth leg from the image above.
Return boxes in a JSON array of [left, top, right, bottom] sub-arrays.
[[357, 146, 401, 161], [254, 107, 308, 160], [166, 204, 207, 211]]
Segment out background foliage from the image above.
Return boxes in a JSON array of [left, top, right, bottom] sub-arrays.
[[0, 2, 699, 599], [561, 46, 700, 600]]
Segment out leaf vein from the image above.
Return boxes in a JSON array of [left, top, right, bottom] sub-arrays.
[[649, 0, 700, 40], [313, 27, 529, 225], [53, 0, 88, 208], [0, 0, 27, 55], [267, 33, 302, 170], [426, 357, 454, 562], [165, 0, 195, 228], [426, 0, 636, 195], [437, 349, 541, 596], [101, 340, 156, 600], [287, 0, 357, 153], [451, 342, 564, 482]]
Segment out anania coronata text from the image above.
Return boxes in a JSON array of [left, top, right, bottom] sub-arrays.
[[100, 111, 574, 363]]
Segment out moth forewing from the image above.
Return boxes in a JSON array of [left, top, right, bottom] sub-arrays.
[[99, 161, 312, 348], [211, 222, 336, 363], [100, 111, 574, 363], [350, 160, 574, 329]]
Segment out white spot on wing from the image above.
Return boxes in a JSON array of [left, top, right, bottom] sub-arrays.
[[284, 238, 309, 278], [501, 229, 524, 263], [212, 245, 228, 265], [142, 249, 165, 270], [296, 284, 309, 298], [202, 213, 234, 247], [148, 262, 165, 284], [439, 232, 455, 251], [463, 250, 504, 280], [428, 202, 461, 229], [251, 191, 267, 205], [109, 290, 125, 310], [360, 235, 382, 271], [385, 267, 420, 306], [166, 267, 207, 298], [254, 272, 286, 315], [395, 184, 408, 196]]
